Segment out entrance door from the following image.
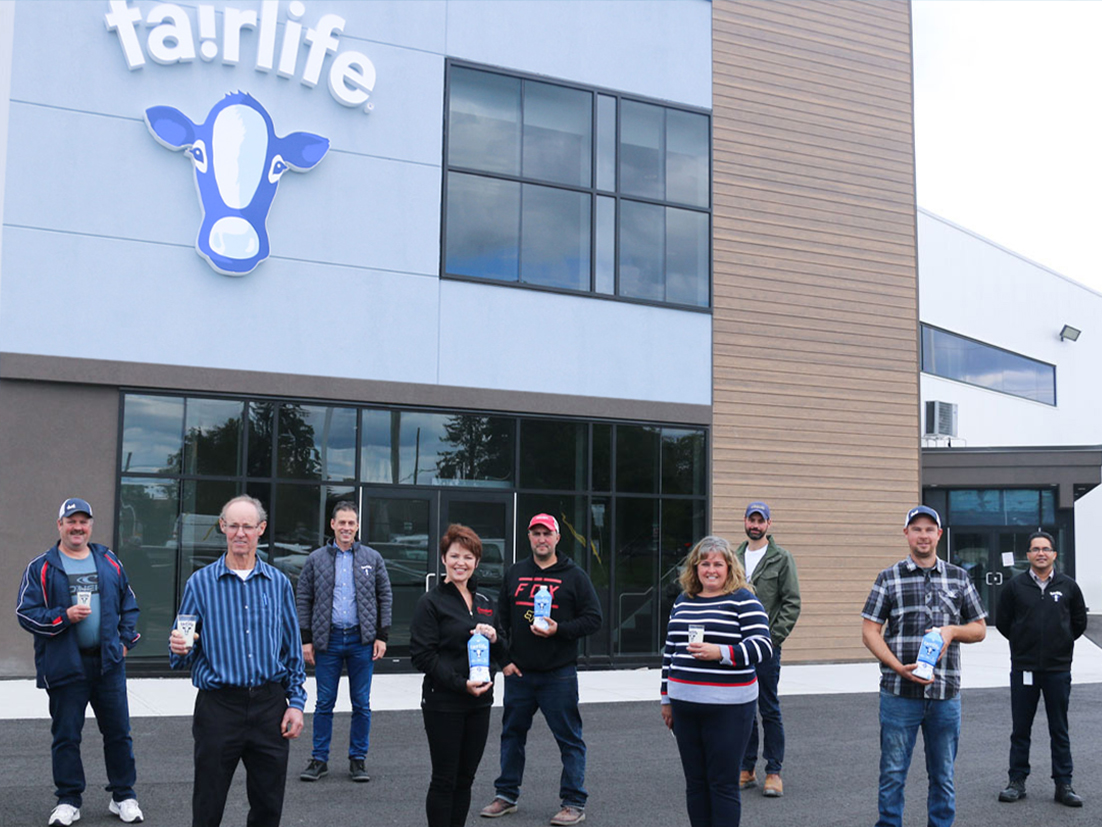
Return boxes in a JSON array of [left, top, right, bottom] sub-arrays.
[[948, 529, 1034, 626], [361, 490, 514, 661], [439, 492, 515, 601]]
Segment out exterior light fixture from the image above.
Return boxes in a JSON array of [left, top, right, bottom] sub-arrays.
[[1059, 324, 1081, 342]]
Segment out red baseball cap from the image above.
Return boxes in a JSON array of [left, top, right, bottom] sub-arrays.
[[528, 514, 559, 533]]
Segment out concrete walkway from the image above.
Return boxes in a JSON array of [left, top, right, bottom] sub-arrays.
[[5, 632, 1102, 719]]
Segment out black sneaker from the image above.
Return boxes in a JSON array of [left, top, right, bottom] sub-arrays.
[[998, 779, 1026, 802], [1055, 783, 1083, 807], [300, 759, 328, 781], [349, 758, 371, 782]]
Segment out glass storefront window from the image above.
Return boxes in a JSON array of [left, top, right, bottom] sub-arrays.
[[183, 398, 243, 477], [614, 497, 659, 654], [947, 488, 1054, 526], [277, 403, 357, 481], [272, 483, 355, 582], [616, 425, 660, 493], [662, 428, 706, 496], [116, 392, 706, 664], [121, 395, 184, 473], [400, 412, 514, 487], [117, 478, 179, 649], [519, 419, 587, 491]]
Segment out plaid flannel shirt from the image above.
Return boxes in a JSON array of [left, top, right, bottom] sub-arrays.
[[861, 556, 986, 700]]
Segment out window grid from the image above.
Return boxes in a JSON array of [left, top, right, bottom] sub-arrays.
[[443, 59, 711, 312]]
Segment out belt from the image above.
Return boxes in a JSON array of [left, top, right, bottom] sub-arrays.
[[79, 646, 101, 657], [204, 681, 283, 699], [331, 625, 358, 633]]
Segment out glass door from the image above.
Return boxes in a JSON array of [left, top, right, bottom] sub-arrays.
[[949, 529, 1038, 626], [439, 492, 515, 600], [362, 490, 436, 656]]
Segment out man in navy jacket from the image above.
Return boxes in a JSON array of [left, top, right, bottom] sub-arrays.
[[995, 530, 1087, 808], [16, 498, 143, 826]]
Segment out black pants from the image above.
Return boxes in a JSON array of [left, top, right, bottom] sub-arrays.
[[422, 705, 491, 827], [1009, 669, 1073, 784], [671, 698, 756, 827], [192, 684, 289, 827]]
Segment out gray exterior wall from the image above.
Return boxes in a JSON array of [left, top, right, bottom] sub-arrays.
[[1, 379, 119, 677]]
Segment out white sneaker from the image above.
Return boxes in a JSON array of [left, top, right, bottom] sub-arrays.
[[47, 804, 80, 826], [109, 799, 144, 824]]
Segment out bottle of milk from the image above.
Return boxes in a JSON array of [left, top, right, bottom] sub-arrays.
[[533, 585, 552, 631], [468, 630, 490, 684], [913, 628, 943, 681]]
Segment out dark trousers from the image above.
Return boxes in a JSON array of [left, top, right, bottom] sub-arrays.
[[742, 647, 784, 774], [46, 655, 137, 808], [192, 684, 289, 827], [1009, 669, 1073, 784], [422, 705, 491, 827], [670, 698, 756, 827], [495, 665, 587, 809]]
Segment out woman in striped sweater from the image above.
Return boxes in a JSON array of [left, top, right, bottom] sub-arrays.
[[660, 535, 773, 827]]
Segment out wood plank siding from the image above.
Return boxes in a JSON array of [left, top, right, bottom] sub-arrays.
[[711, 0, 920, 663]]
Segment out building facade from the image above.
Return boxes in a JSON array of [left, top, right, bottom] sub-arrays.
[[2, 0, 937, 677]]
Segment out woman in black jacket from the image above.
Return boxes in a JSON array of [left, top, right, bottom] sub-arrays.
[[410, 524, 505, 827]]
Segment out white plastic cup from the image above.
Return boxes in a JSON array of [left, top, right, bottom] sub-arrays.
[[177, 614, 198, 648], [76, 588, 93, 607], [688, 625, 705, 644]]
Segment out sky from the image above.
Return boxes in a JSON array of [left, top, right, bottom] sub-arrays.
[[911, 0, 1102, 292]]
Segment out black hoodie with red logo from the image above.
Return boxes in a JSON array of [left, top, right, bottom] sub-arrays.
[[498, 555, 602, 672]]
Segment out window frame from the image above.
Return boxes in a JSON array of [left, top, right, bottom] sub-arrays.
[[440, 59, 713, 313]]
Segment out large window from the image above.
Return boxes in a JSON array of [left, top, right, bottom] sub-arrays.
[[116, 393, 707, 664], [444, 63, 711, 309], [921, 324, 1056, 405]]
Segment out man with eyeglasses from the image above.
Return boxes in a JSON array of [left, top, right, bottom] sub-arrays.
[[480, 514, 602, 826], [296, 501, 392, 783], [169, 495, 306, 827], [995, 530, 1087, 808]]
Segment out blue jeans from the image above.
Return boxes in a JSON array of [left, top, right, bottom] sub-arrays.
[[494, 665, 586, 809], [1009, 669, 1072, 783], [877, 691, 960, 827], [46, 655, 137, 808], [311, 627, 375, 761], [742, 647, 783, 773], [671, 698, 756, 827]]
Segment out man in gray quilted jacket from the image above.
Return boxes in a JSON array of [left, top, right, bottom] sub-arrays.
[[295, 501, 392, 783]]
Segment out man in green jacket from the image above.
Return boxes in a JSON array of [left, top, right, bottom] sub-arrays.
[[735, 502, 801, 798]]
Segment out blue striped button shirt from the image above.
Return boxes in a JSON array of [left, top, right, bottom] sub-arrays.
[[169, 555, 307, 710], [330, 543, 358, 629]]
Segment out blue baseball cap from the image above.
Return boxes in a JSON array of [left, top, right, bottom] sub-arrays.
[[905, 505, 940, 528], [745, 502, 771, 520], [59, 498, 94, 520]]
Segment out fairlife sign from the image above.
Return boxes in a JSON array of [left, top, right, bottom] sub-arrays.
[[105, 0, 377, 112]]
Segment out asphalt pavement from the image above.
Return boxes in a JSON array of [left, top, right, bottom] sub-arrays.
[[2, 683, 1100, 827]]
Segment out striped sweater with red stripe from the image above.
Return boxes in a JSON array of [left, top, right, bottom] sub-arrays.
[[660, 589, 772, 705]]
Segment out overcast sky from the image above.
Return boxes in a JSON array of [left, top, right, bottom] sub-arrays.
[[911, 0, 1102, 292]]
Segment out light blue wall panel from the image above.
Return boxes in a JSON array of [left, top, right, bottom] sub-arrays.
[[438, 280, 711, 405], [12, 2, 446, 165], [3, 103, 441, 276], [446, 0, 712, 108], [0, 226, 441, 382]]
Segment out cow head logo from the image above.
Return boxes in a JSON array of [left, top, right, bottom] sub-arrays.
[[145, 92, 329, 276]]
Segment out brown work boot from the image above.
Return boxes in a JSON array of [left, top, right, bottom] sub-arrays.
[[763, 773, 784, 797], [480, 798, 518, 818], [739, 770, 757, 789], [549, 806, 585, 825]]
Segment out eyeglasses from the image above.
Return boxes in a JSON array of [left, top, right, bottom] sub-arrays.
[[1027, 547, 1053, 553], [223, 523, 260, 534]]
